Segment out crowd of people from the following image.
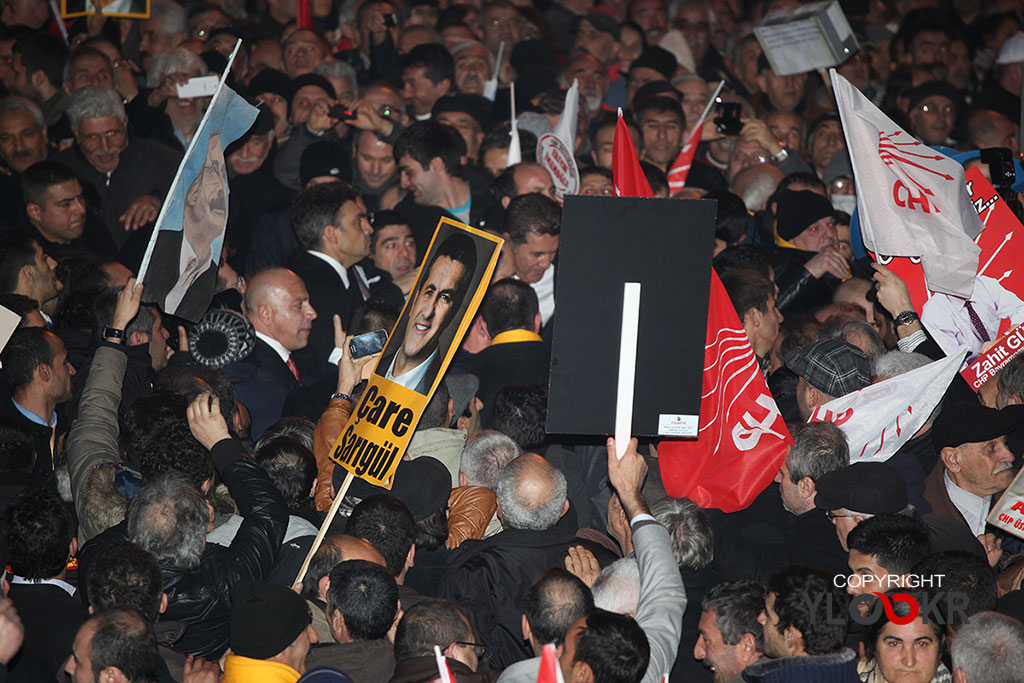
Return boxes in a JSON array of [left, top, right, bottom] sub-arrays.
[[4, 0, 1024, 681]]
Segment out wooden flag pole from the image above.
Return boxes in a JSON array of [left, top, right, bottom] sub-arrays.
[[293, 470, 355, 589]]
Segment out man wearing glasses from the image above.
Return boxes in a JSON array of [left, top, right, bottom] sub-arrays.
[[906, 80, 961, 147], [53, 85, 180, 257]]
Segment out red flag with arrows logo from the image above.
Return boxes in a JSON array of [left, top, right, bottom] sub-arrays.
[[667, 123, 701, 194], [612, 109, 653, 198], [658, 272, 793, 512]]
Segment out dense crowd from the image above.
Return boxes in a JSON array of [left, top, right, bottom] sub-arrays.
[[3, 0, 1024, 681]]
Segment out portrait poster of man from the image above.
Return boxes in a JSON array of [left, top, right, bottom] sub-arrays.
[[139, 79, 257, 322], [329, 218, 502, 489], [61, 0, 150, 19]]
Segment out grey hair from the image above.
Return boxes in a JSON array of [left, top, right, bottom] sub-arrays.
[[451, 40, 493, 69], [872, 351, 932, 381], [146, 47, 208, 88], [951, 611, 1024, 681], [314, 59, 360, 98], [732, 167, 779, 212], [701, 580, 766, 651], [149, 0, 187, 37], [786, 422, 848, 483], [0, 96, 45, 129], [820, 319, 883, 361], [127, 473, 209, 570], [591, 558, 640, 615], [997, 353, 1024, 408], [126, 304, 157, 339], [651, 497, 714, 569], [494, 456, 567, 531], [459, 430, 522, 489], [67, 86, 126, 127]]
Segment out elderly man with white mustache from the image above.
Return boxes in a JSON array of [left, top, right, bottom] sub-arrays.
[[924, 400, 1024, 563]]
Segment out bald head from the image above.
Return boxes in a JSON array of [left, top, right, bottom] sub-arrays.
[[328, 534, 387, 566], [300, 534, 387, 601], [495, 454, 568, 531], [244, 268, 317, 351]]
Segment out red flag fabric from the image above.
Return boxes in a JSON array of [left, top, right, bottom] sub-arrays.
[[537, 643, 565, 683], [296, 0, 313, 29], [612, 111, 653, 198], [667, 123, 701, 193], [658, 271, 792, 512]]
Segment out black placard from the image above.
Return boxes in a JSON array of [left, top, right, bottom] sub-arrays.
[[546, 196, 716, 437]]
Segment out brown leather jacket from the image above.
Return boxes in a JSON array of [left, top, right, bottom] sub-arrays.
[[313, 396, 352, 512]]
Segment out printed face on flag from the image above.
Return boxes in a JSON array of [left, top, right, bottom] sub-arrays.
[[183, 131, 227, 264]]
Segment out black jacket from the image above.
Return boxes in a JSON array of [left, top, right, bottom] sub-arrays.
[[772, 245, 840, 317], [288, 251, 364, 375], [463, 339, 550, 427], [224, 338, 300, 438], [710, 484, 848, 582], [78, 438, 289, 658], [439, 526, 618, 669], [51, 135, 181, 265], [6, 582, 87, 681]]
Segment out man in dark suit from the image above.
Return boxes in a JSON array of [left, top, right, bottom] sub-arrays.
[[224, 267, 317, 437], [0, 327, 76, 478], [925, 401, 1024, 554], [4, 487, 87, 681], [465, 278, 549, 426], [376, 231, 477, 395], [287, 182, 375, 380]]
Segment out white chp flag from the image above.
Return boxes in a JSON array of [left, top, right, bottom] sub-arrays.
[[830, 69, 983, 299], [507, 81, 522, 167], [808, 350, 966, 462]]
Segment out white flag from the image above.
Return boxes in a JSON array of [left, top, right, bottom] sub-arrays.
[[809, 350, 966, 463], [507, 80, 521, 167], [830, 70, 983, 299], [553, 78, 579, 152]]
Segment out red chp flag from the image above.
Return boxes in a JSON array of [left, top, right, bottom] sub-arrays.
[[667, 123, 701, 193], [612, 109, 653, 198], [658, 272, 792, 512], [296, 0, 312, 29]]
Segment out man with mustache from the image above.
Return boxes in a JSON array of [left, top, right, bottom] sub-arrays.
[[146, 130, 228, 320], [451, 41, 492, 97], [926, 401, 1024, 549], [53, 86, 180, 262], [0, 97, 48, 175]]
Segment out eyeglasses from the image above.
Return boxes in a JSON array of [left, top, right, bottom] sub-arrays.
[[79, 127, 125, 147], [455, 641, 486, 657], [824, 510, 857, 520], [831, 176, 852, 192], [919, 103, 954, 115]]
